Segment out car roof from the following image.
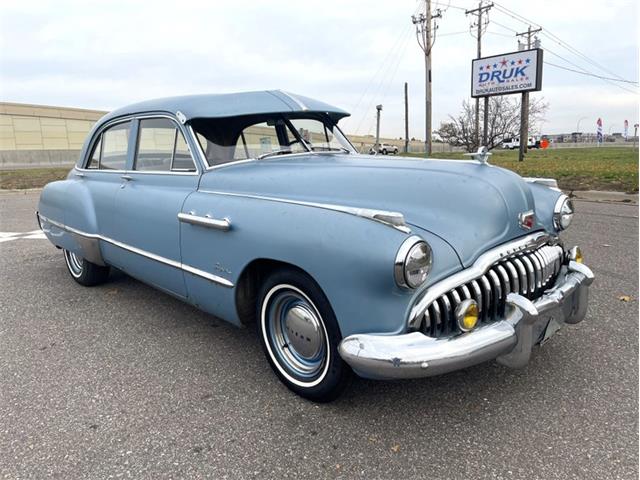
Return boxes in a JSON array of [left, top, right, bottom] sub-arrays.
[[98, 90, 350, 125]]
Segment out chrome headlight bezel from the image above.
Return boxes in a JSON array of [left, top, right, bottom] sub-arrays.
[[553, 195, 574, 231], [394, 236, 433, 289]]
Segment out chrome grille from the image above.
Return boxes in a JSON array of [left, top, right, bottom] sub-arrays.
[[420, 244, 564, 337]]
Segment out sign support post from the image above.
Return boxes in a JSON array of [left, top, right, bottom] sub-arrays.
[[518, 90, 529, 162]]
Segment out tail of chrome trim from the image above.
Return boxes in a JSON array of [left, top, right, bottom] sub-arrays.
[[37, 213, 233, 288], [197, 190, 411, 233]]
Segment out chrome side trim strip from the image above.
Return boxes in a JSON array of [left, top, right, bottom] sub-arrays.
[[198, 190, 411, 233], [38, 213, 233, 288], [408, 232, 553, 330], [278, 90, 309, 111], [177, 212, 231, 231]]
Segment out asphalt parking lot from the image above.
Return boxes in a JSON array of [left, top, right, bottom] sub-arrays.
[[1, 191, 638, 479]]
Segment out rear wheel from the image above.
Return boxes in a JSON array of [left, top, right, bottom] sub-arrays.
[[257, 269, 351, 402], [63, 249, 110, 286]]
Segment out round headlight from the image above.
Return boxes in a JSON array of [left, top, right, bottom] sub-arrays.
[[553, 195, 574, 230], [395, 237, 433, 289]]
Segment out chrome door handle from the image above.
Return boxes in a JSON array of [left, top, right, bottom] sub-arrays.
[[121, 175, 133, 181], [74, 171, 85, 178], [177, 212, 231, 231]]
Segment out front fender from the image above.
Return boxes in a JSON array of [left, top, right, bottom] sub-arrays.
[[528, 182, 564, 233], [181, 192, 462, 337]]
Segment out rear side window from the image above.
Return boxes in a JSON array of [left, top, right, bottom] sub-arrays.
[[135, 118, 195, 172], [100, 121, 131, 170]]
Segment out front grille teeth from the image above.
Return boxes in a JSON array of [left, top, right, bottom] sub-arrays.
[[420, 244, 564, 337]]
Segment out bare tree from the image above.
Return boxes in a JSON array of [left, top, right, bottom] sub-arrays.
[[436, 96, 548, 152]]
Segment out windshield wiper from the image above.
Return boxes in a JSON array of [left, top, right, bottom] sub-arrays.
[[311, 146, 351, 154], [257, 148, 294, 160]]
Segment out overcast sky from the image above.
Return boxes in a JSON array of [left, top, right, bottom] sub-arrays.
[[1, 0, 638, 138]]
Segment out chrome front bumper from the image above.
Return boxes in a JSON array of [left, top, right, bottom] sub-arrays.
[[339, 260, 594, 380]]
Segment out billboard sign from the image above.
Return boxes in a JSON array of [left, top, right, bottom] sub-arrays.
[[471, 48, 543, 98]]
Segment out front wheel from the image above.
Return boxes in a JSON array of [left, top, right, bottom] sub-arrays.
[[257, 269, 351, 402], [63, 249, 110, 286]]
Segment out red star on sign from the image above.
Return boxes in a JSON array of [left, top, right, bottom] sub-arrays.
[[500, 58, 508, 67], [518, 59, 523, 65]]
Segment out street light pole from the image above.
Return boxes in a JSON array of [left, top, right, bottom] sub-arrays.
[[576, 116, 587, 134]]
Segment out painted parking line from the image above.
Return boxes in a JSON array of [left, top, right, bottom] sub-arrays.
[[0, 230, 47, 242]]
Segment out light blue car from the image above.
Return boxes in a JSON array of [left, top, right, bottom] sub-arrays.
[[37, 91, 593, 401]]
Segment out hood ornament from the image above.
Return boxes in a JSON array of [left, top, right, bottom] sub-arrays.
[[464, 146, 492, 165]]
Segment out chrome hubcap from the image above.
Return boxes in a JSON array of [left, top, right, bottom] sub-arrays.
[[284, 305, 323, 359], [65, 250, 83, 276], [264, 286, 328, 381]]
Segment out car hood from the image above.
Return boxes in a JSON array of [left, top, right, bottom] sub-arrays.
[[200, 153, 542, 267]]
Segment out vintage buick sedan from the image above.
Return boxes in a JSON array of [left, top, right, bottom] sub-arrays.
[[37, 91, 593, 401]]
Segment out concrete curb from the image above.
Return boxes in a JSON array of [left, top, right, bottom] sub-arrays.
[[571, 190, 638, 206], [0, 188, 44, 195]]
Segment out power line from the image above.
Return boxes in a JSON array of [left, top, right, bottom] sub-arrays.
[[490, 18, 518, 34], [432, 1, 465, 11], [544, 61, 639, 86], [354, 24, 414, 134], [544, 46, 639, 94], [438, 30, 469, 36], [485, 30, 513, 38], [366, 25, 415, 135], [346, 1, 422, 133], [492, 2, 635, 84]]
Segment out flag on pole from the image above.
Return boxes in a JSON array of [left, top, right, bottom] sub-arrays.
[[597, 118, 603, 144], [624, 120, 629, 140]]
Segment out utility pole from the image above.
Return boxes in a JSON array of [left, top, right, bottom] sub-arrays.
[[404, 82, 409, 153], [375, 104, 383, 151], [465, 1, 493, 148], [412, 1, 442, 157], [516, 25, 542, 161]]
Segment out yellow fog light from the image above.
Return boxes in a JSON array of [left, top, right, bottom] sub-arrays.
[[455, 299, 479, 332], [569, 246, 584, 264]]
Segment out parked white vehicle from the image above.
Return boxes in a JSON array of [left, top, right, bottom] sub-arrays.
[[502, 136, 539, 150], [369, 143, 399, 155]]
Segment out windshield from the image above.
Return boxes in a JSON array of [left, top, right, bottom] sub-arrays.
[[191, 115, 355, 167]]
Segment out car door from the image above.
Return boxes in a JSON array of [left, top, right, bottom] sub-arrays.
[[109, 115, 200, 298]]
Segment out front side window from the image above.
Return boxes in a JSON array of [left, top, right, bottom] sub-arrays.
[[135, 118, 195, 172], [288, 118, 352, 154], [234, 121, 306, 160], [101, 121, 131, 170]]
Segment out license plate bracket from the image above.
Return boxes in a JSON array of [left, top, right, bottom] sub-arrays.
[[540, 315, 563, 345]]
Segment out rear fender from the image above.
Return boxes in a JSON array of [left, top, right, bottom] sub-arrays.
[[38, 176, 105, 265]]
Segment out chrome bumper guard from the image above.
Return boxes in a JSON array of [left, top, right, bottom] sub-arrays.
[[339, 260, 594, 380]]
